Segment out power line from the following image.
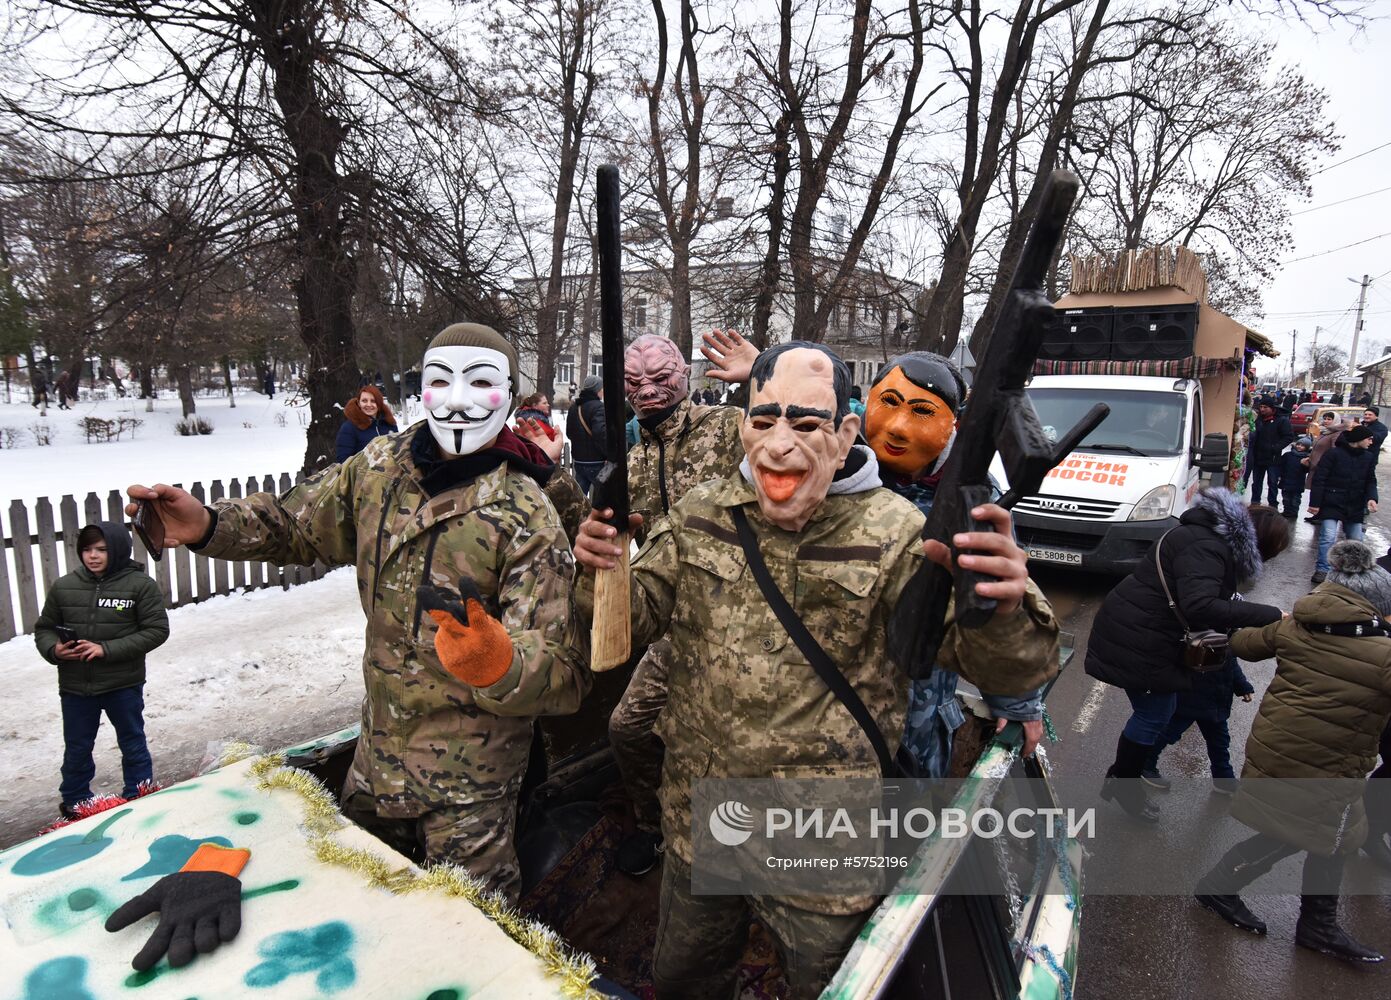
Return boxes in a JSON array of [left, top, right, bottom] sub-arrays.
[[1311, 141, 1391, 176], [1264, 305, 1389, 318], [1283, 231, 1391, 264], [1291, 184, 1391, 216]]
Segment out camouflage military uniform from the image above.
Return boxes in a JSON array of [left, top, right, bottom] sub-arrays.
[[542, 460, 588, 544], [198, 426, 589, 898], [611, 399, 744, 832], [577, 473, 1057, 999], [627, 398, 743, 539]]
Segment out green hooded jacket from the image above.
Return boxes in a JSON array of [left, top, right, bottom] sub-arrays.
[[33, 522, 170, 696], [1230, 584, 1391, 855]]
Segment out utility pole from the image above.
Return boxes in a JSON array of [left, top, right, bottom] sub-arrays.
[[1290, 329, 1298, 385], [1307, 325, 1319, 391], [1348, 273, 1371, 395]]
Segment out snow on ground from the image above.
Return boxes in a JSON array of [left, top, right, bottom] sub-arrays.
[[0, 391, 311, 508], [0, 387, 575, 847], [0, 567, 365, 849], [0, 389, 557, 508]]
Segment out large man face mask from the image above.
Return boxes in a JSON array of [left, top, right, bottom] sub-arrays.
[[421, 346, 512, 456], [623, 334, 689, 416], [741, 346, 859, 532]]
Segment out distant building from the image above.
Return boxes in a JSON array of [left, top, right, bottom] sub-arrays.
[[1356, 352, 1390, 406]]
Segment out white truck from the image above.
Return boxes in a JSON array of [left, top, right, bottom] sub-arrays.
[[991, 373, 1231, 575]]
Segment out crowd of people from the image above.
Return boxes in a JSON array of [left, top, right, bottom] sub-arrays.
[[87, 324, 1060, 998], [1088, 455, 1391, 962], [28, 327, 1391, 991], [1241, 392, 1385, 585]]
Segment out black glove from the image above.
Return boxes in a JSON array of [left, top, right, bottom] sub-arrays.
[[416, 575, 490, 624], [105, 870, 243, 971]]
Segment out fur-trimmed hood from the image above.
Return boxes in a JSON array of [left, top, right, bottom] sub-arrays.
[[1180, 487, 1262, 580], [344, 386, 397, 431]]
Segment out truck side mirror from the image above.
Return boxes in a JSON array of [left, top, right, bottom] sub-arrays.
[[1197, 432, 1230, 474]]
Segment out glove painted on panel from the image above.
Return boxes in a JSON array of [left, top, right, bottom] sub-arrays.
[[106, 843, 249, 971]]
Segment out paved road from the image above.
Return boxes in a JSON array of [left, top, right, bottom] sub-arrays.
[[1035, 499, 1391, 1000]]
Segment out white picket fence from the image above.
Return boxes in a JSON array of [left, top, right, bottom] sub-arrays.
[[0, 473, 330, 643]]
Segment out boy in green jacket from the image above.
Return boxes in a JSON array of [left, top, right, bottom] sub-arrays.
[[34, 522, 169, 817]]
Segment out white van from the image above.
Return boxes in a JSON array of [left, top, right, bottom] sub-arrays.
[[990, 373, 1229, 574]]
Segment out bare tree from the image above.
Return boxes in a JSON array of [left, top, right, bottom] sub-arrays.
[[1, 1, 489, 470], [486, 0, 625, 395], [747, 0, 932, 343], [1068, 26, 1337, 317], [910, 0, 1099, 356], [1305, 342, 1347, 382], [961, 2, 1224, 357]]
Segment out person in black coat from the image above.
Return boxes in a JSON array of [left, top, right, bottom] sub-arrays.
[[1086, 489, 1288, 821], [1362, 406, 1388, 463], [1309, 424, 1379, 582], [566, 375, 607, 494], [30, 367, 49, 408], [1244, 402, 1294, 506], [1143, 655, 1255, 794], [1277, 436, 1313, 518]]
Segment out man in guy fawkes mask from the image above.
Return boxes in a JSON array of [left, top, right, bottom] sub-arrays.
[[864, 352, 1046, 778], [125, 323, 589, 900], [571, 342, 1058, 1000]]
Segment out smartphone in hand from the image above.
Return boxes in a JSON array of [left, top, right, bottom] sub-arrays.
[[54, 625, 80, 644], [132, 499, 165, 562]]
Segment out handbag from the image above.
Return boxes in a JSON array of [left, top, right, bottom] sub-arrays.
[[1153, 532, 1229, 672]]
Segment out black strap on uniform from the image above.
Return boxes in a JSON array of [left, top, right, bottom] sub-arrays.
[[730, 504, 897, 778]]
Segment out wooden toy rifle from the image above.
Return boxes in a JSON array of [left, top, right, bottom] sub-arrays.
[[891, 169, 1109, 674], [590, 164, 632, 671]]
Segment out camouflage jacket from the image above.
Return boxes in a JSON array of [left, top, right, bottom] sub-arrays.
[[546, 396, 744, 543], [579, 474, 1058, 913], [200, 426, 590, 817], [628, 398, 743, 536], [542, 463, 588, 543]]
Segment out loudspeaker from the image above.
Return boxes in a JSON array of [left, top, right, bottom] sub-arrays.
[[1112, 303, 1198, 360], [1040, 307, 1113, 361]]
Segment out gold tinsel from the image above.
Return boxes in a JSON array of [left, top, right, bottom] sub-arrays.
[[247, 753, 602, 1000], [212, 740, 262, 769]]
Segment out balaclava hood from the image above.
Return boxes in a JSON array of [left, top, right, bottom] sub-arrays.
[[422, 323, 518, 457]]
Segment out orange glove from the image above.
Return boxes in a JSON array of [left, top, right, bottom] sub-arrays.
[[417, 577, 514, 688]]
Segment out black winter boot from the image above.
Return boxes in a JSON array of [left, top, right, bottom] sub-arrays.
[[1192, 833, 1296, 936], [1363, 832, 1391, 872], [1296, 895, 1384, 963], [1194, 893, 1268, 935], [1099, 734, 1159, 823]]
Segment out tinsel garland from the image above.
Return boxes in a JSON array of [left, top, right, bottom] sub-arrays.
[[242, 752, 602, 999]]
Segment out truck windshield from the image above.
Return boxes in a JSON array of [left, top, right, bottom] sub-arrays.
[[1029, 387, 1186, 457]]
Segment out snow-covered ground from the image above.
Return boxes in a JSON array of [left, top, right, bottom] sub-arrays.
[[0, 389, 553, 507], [0, 567, 364, 848], [0, 388, 575, 848], [0, 391, 311, 508]]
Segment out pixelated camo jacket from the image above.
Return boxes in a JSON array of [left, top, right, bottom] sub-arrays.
[[200, 425, 590, 817], [580, 474, 1059, 911], [546, 397, 745, 544], [629, 398, 744, 529]]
